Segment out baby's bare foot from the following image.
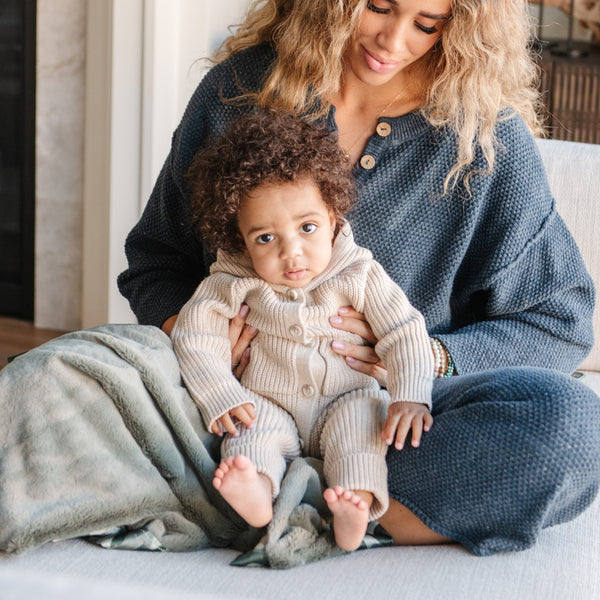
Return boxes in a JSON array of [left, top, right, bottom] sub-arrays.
[[323, 485, 371, 551], [213, 455, 272, 527]]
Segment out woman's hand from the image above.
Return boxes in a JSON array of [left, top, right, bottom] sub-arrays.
[[329, 306, 388, 387], [212, 403, 256, 437], [228, 304, 258, 379], [382, 402, 433, 450]]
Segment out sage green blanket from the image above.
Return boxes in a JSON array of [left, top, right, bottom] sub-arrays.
[[0, 325, 389, 567]]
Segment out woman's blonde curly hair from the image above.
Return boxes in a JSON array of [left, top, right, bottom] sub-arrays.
[[215, 0, 543, 193]]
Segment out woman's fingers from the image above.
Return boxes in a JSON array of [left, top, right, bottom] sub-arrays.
[[228, 304, 249, 346], [331, 340, 388, 387], [232, 347, 251, 380], [329, 306, 377, 345], [229, 304, 257, 377], [331, 340, 380, 364]]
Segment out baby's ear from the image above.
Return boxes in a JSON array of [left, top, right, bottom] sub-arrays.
[[328, 210, 336, 236]]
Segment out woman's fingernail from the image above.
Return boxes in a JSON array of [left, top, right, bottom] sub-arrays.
[[330, 316, 343, 325], [247, 326, 258, 335], [243, 347, 251, 359], [331, 341, 344, 351], [346, 356, 356, 364], [239, 304, 249, 317], [338, 307, 350, 315]]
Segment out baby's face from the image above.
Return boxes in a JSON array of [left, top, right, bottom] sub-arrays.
[[237, 178, 336, 288]]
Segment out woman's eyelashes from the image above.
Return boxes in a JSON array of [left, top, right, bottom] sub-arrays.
[[416, 23, 438, 35], [366, 1, 389, 14], [366, 1, 440, 35]]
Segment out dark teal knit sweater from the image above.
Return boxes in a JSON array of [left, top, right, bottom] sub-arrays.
[[118, 44, 594, 376]]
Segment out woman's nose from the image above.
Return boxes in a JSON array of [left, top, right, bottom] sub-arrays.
[[377, 18, 408, 55]]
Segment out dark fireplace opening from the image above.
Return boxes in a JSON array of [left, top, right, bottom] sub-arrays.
[[0, 0, 36, 320]]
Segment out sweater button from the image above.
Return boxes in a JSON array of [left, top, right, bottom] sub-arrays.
[[289, 325, 303, 337], [360, 154, 376, 170], [376, 122, 392, 137], [287, 289, 299, 301], [302, 385, 315, 397]]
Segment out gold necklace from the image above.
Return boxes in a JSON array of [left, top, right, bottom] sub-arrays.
[[341, 91, 404, 160]]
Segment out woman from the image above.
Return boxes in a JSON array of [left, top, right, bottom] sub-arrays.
[[117, 0, 600, 555], [1, 0, 596, 558], [115, 0, 600, 555]]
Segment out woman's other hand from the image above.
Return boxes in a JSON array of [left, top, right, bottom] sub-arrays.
[[229, 304, 257, 379], [329, 306, 388, 387]]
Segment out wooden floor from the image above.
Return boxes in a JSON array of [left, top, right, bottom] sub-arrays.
[[0, 316, 67, 369]]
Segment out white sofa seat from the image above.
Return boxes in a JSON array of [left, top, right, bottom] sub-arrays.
[[1, 138, 599, 600]]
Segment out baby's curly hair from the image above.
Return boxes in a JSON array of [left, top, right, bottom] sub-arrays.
[[186, 108, 357, 253]]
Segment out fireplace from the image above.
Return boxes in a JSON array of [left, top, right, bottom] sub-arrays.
[[0, 0, 36, 319]]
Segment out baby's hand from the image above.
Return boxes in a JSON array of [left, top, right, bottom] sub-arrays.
[[211, 403, 256, 437], [382, 402, 433, 450]]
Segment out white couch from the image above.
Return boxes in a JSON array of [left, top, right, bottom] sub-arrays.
[[1, 138, 599, 600]]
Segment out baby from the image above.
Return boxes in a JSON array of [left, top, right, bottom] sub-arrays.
[[171, 109, 433, 551]]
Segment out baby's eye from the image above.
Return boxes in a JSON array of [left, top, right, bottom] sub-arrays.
[[257, 233, 274, 244], [301, 223, 317, 234]]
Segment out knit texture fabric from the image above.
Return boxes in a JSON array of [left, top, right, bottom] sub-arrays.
[[172, 223, 432, 431], [118, 43, 595, 377]]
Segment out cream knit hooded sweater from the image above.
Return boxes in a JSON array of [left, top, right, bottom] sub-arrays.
[[172, 223, 433, 437]]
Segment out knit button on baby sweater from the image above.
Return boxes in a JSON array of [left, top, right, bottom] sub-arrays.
[[289, 325, 303, 338], [301, 384, 316, 398]]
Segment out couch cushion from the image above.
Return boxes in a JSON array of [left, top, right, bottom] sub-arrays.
[[536, 138, 600, 372]]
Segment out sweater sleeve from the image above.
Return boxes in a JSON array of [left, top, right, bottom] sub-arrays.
[[171, 275, 255, 432], [435, 122, 595, 375], [363, 262, 433, 407]]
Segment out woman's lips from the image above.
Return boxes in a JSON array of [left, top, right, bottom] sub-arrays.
[[362, 46, 399, 74]]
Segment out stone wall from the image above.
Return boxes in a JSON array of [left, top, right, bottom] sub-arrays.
[[35, 0, 86, 330]]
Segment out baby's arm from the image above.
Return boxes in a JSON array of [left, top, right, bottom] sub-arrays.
[[212, 402, 256, 437], [382, 402, 433, 450]]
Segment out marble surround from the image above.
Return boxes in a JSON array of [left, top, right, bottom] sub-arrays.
[[35, 0, 86, 330]]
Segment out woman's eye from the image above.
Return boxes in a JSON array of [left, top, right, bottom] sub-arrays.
[[366, 1, 389, 15], [301, 223, 317, 234], [257, 233, 274, 244], [416, 22, 438, 35]]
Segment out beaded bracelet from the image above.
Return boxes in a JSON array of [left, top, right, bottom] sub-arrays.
[[430, 337, 455, 378]]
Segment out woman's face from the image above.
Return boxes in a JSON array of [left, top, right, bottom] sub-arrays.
[[345, 0, 452, 88]]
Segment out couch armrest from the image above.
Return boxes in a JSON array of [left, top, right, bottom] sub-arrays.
[[536, 138, 600, 372]]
